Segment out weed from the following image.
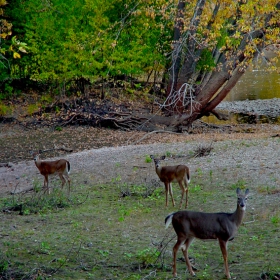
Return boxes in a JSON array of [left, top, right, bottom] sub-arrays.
[[119, 183, 131, 197], [40, 242, 52, 255], [0, 103, 12, 116], [118, 204, 132, 221], [230, 179, 247, 190], [55, 106, 60, 113], [136, 248, 160, 267], [27, 104, 40, 115], [55, 126, 62, 131], [190, 184, 202, 193], [118, 180, 162, 200], [0, 258, 8, 274], [250, 235, 259, 241], [124, 252, 133, 259], [271, 215, 280, 225], [148, 188, 162, 201], [145, 155, 152, 163], [111, 174, 121, 183], [202, 264, 211, 278], [188, 150, 194, 156], [240, 141, 251, 147], [165, 151, 172, 157], [98, 250, 110, 258], [196, 168, 203, 176], [0, 188, 70, 215], [257, 185, 280, 194], [40, 94, 53, 103]]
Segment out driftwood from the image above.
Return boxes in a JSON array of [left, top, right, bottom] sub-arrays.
[[1, 96, 232, 133]]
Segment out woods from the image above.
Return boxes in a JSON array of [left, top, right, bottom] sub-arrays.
[[1, 0, 280, 130]]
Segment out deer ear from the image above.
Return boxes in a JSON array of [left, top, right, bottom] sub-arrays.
[[236, 188, 241, 195], [38, 149, 42, 154], [150, 155, 154, 159], [161, 156, 166, 160], [245, 189, 249, 195]]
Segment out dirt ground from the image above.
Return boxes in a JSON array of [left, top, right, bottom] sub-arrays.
[[1, 121, 280, 279], [1, 121, 280, 195]]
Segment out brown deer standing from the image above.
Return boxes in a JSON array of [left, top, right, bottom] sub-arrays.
[[32, 151, 71, 195], [150, 155, 190, 208], [165, 188, 249, 279]]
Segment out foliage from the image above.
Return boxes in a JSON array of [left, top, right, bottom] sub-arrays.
[[145, 155, 152, 163], [3, 0, 173, 86], [164, 0, 280, 124], [2, 0, 280, 126], [0, 1, 28, 83], [1, 188, 70, 215], [0, 102, 12, 115]]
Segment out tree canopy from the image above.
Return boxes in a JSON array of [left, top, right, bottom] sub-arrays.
[[1, 0, 280, 129], [164, 0, 280, 128], [3, 0, 173, 83]]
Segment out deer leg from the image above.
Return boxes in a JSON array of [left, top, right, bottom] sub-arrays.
[[219, 239, 230, 279], [178, 181, 185, 209], [43, 175, 50, 194], [169, 183, 176, 207], [184, 178, 189, 208], [172, 237, 185, 277], [64, 173, 71, 195], [164, 182, 169, 207], [181, 237, 195, 276], [59, 173, 66, 189]]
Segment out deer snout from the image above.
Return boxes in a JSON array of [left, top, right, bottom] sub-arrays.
[[239, 202, 246, 210]]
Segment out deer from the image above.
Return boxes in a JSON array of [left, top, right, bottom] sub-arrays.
[[150, 155, 190, 208], [165, 188, 249, 279], [31, 151, 71, 195]]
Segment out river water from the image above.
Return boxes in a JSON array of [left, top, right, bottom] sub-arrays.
[[202, 66, 280, 124], [226, 68, 280, 101]]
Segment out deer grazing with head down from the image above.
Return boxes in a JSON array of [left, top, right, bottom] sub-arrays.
[[150, 155, 190, 208], [31, 151, 71, 195], [165, 188, 249, 279]]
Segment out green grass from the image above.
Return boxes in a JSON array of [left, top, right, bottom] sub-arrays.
[[0, 174, 279, 279]]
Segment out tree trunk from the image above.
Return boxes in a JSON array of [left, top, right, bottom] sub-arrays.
[[166, 0, 187, 113], [165, 0, 266, 130]]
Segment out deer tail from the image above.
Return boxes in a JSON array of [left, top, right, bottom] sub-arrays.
[[165, 213, 174, 229], [67, 161, 71, 174], [186, 167, 190, 183]]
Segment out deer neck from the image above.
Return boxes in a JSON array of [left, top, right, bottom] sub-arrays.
[[34, 157, 42, 168], [155, 165, 162, 177], [232, 205, 246, 227]]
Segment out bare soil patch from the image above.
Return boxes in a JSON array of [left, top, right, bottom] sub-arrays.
[[1, 121, 280, 195]]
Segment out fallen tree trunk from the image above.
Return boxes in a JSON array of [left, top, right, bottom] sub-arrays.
[[0, 96, 229, 132]]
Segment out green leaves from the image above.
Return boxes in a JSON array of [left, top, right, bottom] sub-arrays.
[[3, 0, 170, 85]]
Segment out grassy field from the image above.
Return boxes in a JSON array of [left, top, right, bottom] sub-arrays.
[[1, 143, 280, 280]]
